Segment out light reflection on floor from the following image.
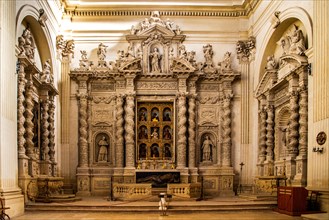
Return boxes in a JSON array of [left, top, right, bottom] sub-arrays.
[[13, 210, 303, 220]]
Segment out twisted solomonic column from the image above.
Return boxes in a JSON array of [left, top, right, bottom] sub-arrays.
[[177, 92, 187, 168], [125, 93, 135, 168], [116, 94, 125, 168], [48, 96, 56, 162], [258, 105, 267, 164], [25, 79, 35, 159], [17, 64, 27, 157], [188, 93, 197, 168], [41, 98, 50, 161], [265, 104, 274, 162], [77, 93, 89, 167], [288, 91, 300, 157], [298, 86, 308, 156], [222, 93, 233, 167]]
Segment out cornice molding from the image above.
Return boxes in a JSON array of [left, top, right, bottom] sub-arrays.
[[62, 0, 260, 18]]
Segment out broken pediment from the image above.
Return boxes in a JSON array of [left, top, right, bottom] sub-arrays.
[[171, 58, 196, 74], [277, 54, 308, 79], [255, 70, 278, 98], [118, 58, 142, 74]]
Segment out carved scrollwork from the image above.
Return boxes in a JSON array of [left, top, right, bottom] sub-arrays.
[[236, 36, 256, 61]]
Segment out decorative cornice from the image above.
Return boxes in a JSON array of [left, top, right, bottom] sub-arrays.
[[63, 0, 260, 18]]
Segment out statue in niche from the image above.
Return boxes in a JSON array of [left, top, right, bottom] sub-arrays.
[[151, 144, 160, 158], [97, 136, 109, 162], [150, 47, 162, 73], [201, 135, 215, 162], [288, 24, 306, 55], [139, 144, 147, 159], [163, 127, 172, 140], [139, 126, 148, 139], [97, 43, 107, 61], [151, 127, 159, 139], [280, 124, 290, 148], [151, 108, 159, 122], [164, 144, 172, 158]]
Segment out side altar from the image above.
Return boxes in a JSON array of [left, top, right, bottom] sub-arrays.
[[69, 11, 241, 199]]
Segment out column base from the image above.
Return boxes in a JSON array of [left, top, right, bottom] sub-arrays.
[[0, 189, 24, 218], [292, 155, 307, 186]]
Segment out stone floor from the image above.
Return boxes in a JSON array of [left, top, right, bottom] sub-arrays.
[[13, 210, 303, 220]]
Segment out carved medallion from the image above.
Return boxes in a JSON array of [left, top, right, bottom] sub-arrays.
[[316, 131, 326, 145]]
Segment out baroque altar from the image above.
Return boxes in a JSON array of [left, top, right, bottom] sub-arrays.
[[69, 11, 240, 198]]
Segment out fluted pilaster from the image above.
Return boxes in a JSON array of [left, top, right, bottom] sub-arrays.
[[25, 79, 35, 159], [222, 93, 233, 167], [41, 98, 50, 161], [116, 94, 125, 168], [177, 92, 187, 168], [49, 96, 56, 162], [258, 105, 267, 163], [188, 93, 197, 168], [77, 93, 89, 167], [298, 86, 308, 156], [265, 105, 274, 162], [17, 63, 27, 157], [288, 91, 300, 157], [125, 93, 135, 168]]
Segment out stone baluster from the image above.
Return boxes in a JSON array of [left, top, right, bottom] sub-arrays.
[[177, 92, 187, 168], [188, 93, 197, 168], [298, 86, 308, 156], [265, 104, 274, 162], [48, 95, 56, 162], [77, 92, 89, 167], [41, 97, 50, 161], [17, 61, 27, 158], [288, 91, 300, 157], [258, 105, 267, 164], [25, 77, 35, 159], [116, 94, 125, 168], [221, 93, 233, 167], [125, 93, 135, 168]]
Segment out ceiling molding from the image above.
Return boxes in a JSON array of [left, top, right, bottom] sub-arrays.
[[61, 0, 260, 18]]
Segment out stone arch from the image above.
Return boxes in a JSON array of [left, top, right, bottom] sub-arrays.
[[16, 4, 56, 74], [256, 7, 313, 82]]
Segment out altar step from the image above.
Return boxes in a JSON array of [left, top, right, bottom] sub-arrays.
[[25, 196, 277, 212]]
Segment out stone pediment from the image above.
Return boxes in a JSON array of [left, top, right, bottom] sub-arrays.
[[171, 58, 196, 74], [277, 54, 308, 79], [138, 24, 175, 38], [255, 70, 278, 98], [118, 58, 142, 74]]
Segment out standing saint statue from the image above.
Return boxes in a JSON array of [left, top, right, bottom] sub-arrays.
[[150, 47, 161, 73], [98, 136, 109, 162], [201, 135, 215, 162]]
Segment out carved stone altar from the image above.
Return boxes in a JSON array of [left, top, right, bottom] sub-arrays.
[[70, 11, 240, 198]]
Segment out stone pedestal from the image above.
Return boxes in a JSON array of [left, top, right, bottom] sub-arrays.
[[284, 156, 297, 183], [29, 159, 39, 177], [123, 167, 135, 183], [257, 163, 264, 176], [76, 167, 91, 196], [40, 161, 52, 176], [189, 168, 199, 183], [264, 161, 274, 176], [293, 155, 307, 186]]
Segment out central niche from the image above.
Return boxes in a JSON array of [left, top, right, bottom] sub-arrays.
[[136, 102, 174, 167]]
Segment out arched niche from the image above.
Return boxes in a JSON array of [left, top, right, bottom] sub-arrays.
[[275, 107, 290, 161], [16, 5, 54, 73], [257, 7, 312, 82]]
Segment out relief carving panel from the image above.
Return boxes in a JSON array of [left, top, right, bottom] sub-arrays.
[[198, 106, 218, 124], [136, 81, 177, 90]]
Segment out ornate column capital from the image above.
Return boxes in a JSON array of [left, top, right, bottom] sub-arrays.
[[236, 36, 256, 62], [56, 35, 75, 61]]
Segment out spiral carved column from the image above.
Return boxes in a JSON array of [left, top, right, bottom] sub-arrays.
[[49, 96, 56, 162], [25, 79, 35, 159], [288, 91, 300, 157], [125, 93, 135, 168], [298, 86, 308, 156], [265, 105, 274, 162], [41, 98, 50, 161], [77, 93, 89, 167], [177, 93, 187, 168], [258, 105, 267, 164], [188, 93, 196, 168], [116, 94, 125, 168], [222, 93, 233, 167], [17, 63, 27, 157]]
